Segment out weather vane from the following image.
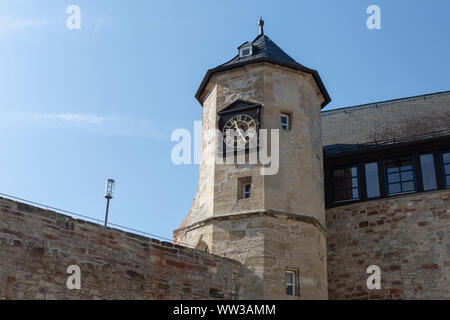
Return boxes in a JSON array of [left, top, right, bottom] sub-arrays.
[[258, 17, 264, 35]]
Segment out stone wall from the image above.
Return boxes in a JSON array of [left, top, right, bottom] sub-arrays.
[[175, 211, 327, 300], [175, 62, 328, 299], [211, 213, 328, 300], [0, 197, 245, 300], [326, 189, 450, 299]]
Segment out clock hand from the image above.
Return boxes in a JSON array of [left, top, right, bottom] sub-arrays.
[[233, 120, 247, 142]]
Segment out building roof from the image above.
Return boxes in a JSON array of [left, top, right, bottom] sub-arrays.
[[195, 33, 331, 108], [222, 34, 298, 67], [322, 91, 450, 156]]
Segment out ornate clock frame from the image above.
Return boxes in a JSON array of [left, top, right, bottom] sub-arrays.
[[218, 99, 262, 155]]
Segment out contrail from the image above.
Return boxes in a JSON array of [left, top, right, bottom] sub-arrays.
[[93, 18, 103, 35]]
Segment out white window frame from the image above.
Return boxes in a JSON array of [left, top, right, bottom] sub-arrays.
[[281, 113, 290, 130], [243, 183, 251, 199], [285, 270, 296, 296], [239, 45, 253, 58]]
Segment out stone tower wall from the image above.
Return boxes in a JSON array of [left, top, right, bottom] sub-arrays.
[[263, 65, 326, 226], [211, 213, 327, 299], [175, 62, 328, 299]]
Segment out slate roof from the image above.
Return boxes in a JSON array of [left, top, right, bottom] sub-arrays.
[[221, 34, 298, 67], [195, 34, 331, 108], [322, 91, 450, 156]]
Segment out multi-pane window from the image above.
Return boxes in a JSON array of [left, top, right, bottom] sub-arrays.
[[420, 154, 437, 191], [328, 147, 450, 206], [285, 270, 297, 296], [365, 162, 380, 198], [442, 151, 450, 188], [280, 113, 290, 130], [332, 166, 359, 202], [385, 158, 416, 195]]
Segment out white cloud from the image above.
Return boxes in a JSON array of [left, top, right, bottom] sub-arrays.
[[2, 111, 167, 140], [0, 17, 47, 37], [24, 112, 104, 124]]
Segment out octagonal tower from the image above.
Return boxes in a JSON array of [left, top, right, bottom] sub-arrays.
[[174, 19, 331, 299]]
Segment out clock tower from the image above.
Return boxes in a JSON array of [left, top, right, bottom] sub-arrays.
[[174, 19, 331, 299]]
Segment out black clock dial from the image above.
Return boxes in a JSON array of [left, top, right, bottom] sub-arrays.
[[222, 114, 257, 148]]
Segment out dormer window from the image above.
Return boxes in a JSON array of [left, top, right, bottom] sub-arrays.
[[239, 44, 253, 58]]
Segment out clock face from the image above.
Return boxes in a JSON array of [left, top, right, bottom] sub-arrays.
[[222, 114, 257, 148]]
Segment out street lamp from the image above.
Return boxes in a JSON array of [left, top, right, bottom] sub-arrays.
[[104, 178, 115, 227]]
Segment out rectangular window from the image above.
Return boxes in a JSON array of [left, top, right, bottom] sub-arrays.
[[365, 162, 380, 198], [280, 113, 290, 130], [420, 154, 437, 191], [442, 151, 450, 188], [238, 177, 252, 200], [239, 45, 252, 58], [285, 270, 297, 296], [243, 183, 251, 199], [385, 157, 416, 195], [332, 166, 359, 202]]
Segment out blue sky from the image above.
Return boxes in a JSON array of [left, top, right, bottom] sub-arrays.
[[0, 0, 449, 239]]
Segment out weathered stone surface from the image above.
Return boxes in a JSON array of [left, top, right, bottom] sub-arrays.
[[0, 197, 245, 300], [326, 189, 450, 300], [175, 62, 327, 300]]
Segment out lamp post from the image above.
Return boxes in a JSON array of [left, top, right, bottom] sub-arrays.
[[104, 179, 115, 227]]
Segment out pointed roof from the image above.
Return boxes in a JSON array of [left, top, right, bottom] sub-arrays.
[[195, 31, 331, 108], [223, 34, 298, 67]]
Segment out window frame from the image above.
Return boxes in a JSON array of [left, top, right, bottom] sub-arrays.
[[243, 183, 251, 199], [325, 140, 450, 208], [285, 269, 298, 297], [238, 177, 252, 200], [440, 150, 450, 188], [331, 164, 361, 203], [239, 45, 253, 58], [280, 113, 290, 130], [383, 156, 417, 196], [419, 153, 438, 191], [364, 161, 381, 199]]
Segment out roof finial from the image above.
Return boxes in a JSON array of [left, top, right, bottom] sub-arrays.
[[258, 17, 264, 35]]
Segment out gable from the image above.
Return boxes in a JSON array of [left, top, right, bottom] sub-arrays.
[[217, 99, 262, 116]]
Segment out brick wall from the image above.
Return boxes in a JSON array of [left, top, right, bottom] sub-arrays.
[[0, 197, 245, 300], [326, 189, 450, 299], [3, 186, 450, 300]]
